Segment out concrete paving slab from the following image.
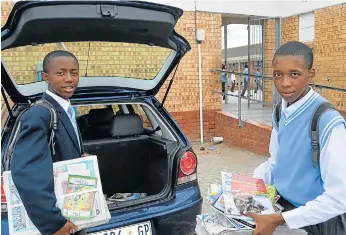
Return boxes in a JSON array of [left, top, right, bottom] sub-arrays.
[[193, 143, 267, 214]]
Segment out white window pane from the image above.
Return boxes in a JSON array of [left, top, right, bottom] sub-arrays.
[[299, 27, 314, 42], [299, 12, 315, 42]]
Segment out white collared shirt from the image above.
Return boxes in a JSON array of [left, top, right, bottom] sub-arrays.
[[46, 90, 71, 115], [253, 88, 346, 229], [45, 90, 81, 145], [231, 74, 236, 82]]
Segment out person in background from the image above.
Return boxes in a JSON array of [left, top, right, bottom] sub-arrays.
[[230, 70, 236, 92], [221, 64, 227, 101], [248, 41, 346, 235], [241, 64, 249, 97], [254, 68, 263, 94]]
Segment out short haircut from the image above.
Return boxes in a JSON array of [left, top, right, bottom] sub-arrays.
[[273, 41, 313, 69], [43, 50, 79, 72], [244, 65, 248, 68]]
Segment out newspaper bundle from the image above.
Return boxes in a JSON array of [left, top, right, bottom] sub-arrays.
[[3, 155, 111, 235], [196, 171, 307, 235]]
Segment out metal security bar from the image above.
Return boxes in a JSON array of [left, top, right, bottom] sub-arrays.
[[211, 68, 346, 126], [246, 18, 265, 107], [211, 69, 273, 127]]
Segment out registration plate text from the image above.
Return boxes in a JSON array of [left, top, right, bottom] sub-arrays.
[[91, 221, 152, 235]]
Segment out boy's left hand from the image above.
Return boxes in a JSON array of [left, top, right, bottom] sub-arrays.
[[245, 212, 285, 235]]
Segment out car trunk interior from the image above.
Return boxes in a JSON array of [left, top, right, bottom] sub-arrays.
[[84, 136, 170, 197], [78, 105, 177, 205]]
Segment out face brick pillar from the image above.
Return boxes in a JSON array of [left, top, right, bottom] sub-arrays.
[[263, 19, 275, 106], [156, 12, 222, 143]]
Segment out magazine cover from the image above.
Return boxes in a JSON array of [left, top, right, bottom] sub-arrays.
[[223, 192, 256, 229], [211, 193, 251, 230], [207, 184, 223, 204], [221, 171, 232, 193], [231, 174, 275, 216]]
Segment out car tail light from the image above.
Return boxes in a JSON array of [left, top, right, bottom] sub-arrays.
[[1, 176, 8, 213], [177, 151, 197, 185]]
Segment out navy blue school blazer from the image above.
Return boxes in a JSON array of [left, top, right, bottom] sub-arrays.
[[11, 92, 84, 235]]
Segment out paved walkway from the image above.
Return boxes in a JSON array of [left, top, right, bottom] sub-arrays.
[[195, 143, 308, 234], [221, 90, 273, 126], [194, 143, 267, 214]]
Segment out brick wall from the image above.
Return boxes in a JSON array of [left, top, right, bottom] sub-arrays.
[[281, 16, 299, 43], [1, 2, 222, 142], [156, 12, 222, 113], [215, 111, 271, 156], [264, 4, 346, 111], [313, 4, 346, 111]]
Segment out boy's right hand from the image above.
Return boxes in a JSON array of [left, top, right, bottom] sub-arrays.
[[53, 221, 78, 235]]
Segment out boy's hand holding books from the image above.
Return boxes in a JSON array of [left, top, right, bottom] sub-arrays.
[[53, 221, 78, 235], [245, 212, 285, 235]]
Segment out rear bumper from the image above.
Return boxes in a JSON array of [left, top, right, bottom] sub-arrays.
[[87, 183, 202, 234], [154, 196, 202, 235], [1, 183, 202, 235]]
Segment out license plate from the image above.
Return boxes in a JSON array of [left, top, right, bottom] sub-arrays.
[[89, 221, 152, 235]]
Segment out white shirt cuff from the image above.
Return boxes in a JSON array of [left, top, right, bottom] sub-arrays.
[[282, 208, 309, 229]]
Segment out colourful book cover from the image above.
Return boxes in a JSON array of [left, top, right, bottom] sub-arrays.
[[1, 176, 7, 204], [62, 175, 97, 220]]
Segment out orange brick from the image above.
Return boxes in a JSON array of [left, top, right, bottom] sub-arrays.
[[264, 5, 346, 111]]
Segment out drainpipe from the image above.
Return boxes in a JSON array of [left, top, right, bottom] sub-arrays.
[[196, 28, 205, 144], [194, 1, 205, 144], [198, 43, 203, 144]]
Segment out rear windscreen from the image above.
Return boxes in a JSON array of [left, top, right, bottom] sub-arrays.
[[2, 41, 172, 85]]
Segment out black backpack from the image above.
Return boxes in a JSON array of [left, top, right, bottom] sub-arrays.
[[3, 100, 58, 171], [274, 101, 339, 169]]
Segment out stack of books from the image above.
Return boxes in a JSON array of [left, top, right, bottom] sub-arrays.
[[196, 171, 307, 235], [3, 155, 111, 235]]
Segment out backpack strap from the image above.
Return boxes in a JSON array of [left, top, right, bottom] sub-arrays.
[[310, 102, 336, 168], [2, 100, 58, 171], [2, 107, 29, 171], [32, 100, 58, 156], [274, 101, 282, 129]]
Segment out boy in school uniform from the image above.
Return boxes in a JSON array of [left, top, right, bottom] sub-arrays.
[[230, 70, 236, 92], [241, 64, 249, 97], [11, 50, 87, 235], [254, 68, 262, 93], [247, 41, 346, 235]]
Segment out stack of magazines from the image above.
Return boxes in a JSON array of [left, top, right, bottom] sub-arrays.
[[195, 171, 307, 235], [3, 155, 111, 235]]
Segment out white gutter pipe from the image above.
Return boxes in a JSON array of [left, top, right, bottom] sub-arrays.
[[198, 43, 203, 144], [57, 42, 68, 51]]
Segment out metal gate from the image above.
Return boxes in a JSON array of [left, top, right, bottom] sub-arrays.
[[245, 17, 265, 107]]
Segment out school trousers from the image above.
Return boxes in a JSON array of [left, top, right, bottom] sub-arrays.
[[278, 197, 346, 235]]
